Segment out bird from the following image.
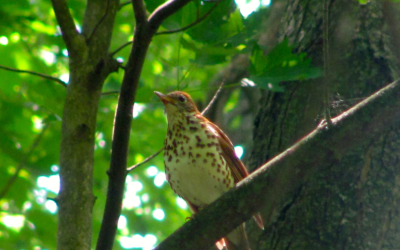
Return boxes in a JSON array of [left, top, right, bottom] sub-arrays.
[[154, 90, 263, 250]]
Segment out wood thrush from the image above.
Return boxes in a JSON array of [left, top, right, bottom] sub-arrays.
[[155, 91, 263, 250]]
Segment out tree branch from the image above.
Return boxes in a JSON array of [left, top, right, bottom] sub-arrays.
[[96, 1, 193, 250], [110, 41, 133, 56], [133, 0, 148, 25], [50, 0, 83, 55], [0, 123, 50, 200], [156, 1, 219, 36], [201, 78, 225, 115], [119, 1, 131, 11], [101, 90, 120, 96], [155, 79, 400, 249], [0, 64, 67, 87], [127, 148, 163, 172], [148, 0, 192, 31], [57, 0, 121, 248]]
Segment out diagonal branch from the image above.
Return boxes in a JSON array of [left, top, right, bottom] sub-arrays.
[[155, 79, 400, 249], [127, 148, 163, 172], [156, 1, 220, 36], [201, 78, 225, 115], [148, 0, 192, 31], [0, 122, 51, 200], [0, 65, 67, 87], [50, 0, 83, 55], [110, 41, 133, 56], [96, 1, 193, 250], [119, 1, 131, 10]]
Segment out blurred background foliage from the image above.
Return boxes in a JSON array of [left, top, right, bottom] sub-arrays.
[[0, 0, 322, 249]]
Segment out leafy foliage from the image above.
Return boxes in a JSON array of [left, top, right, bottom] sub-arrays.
[[0, 0, 321, 249], [249, 40, 322, 91]]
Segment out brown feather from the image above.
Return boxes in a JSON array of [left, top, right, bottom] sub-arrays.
[[212, 122, 249, 183], [155, 90, 264, 250], [204, 119, 264, 229]]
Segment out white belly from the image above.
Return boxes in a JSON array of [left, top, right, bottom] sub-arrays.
[[164, 119, 234, 207]]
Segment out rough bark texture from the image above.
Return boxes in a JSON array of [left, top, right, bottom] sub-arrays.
[[249, 1, 399, 249], [56, 0, 120, 249]]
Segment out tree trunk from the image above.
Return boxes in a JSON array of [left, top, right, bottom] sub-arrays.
[[249, 0, 400, 249], [55, 0, 120, 249]]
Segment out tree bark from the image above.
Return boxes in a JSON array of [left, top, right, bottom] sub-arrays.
[[250, 0, 399, 249], [54, 0, 120, 249]]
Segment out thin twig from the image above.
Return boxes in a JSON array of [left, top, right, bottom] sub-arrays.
[[119, 1, 131, 10], [202, 79, 225, 115], [148, 0, 192, 30], [0, 65, 67, 87], [0, 122, 51, 200], [127, 148, 163, 172], [50, 0, 81, 54], [110, 41, 133, 56], [156, 2, 220, 36], [101, 90, 120, 96]]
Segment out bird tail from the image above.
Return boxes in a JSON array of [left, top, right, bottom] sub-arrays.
[[253, 212, 264, 229], [215, 213, 263, 250], [224, 224, 250, 250]]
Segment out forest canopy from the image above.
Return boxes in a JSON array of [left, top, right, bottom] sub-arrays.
[[0, 0, 394, 249]]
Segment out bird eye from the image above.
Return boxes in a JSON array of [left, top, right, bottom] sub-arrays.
[[178, 94, 186, 102]]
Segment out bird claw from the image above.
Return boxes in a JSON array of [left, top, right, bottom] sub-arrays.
[[185, 215, 194, 221]]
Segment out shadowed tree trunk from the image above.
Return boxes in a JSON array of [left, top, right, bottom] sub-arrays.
[[249, 0, 400, 249], [53, 0, 120, 249]]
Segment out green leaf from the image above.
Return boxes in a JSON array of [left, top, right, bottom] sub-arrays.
[[249, 40, 323, 90]]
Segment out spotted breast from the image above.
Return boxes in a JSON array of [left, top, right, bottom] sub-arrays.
[[164, 112, 234, 208]]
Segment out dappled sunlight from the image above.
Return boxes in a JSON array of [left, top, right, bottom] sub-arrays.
[[0, 36, 8, 45], [40, 50, 56, 65], [133, 103, 145, 118], [31, 115, 44, 132], [235, 0, 271, 17], [59, 73, 69, 83], [118, 215, 127, 229], [146, 165, 158, 177], [123, 176, 143, 210], [119, 234, 157, 250], [153, 172, 166, 187], [35, 166, 60, 215], [152, 208, 165, 221], [37, 174, 60, 194], [45, 200, 57, 214], [234, 145, 244, 159], [0, 0, 275, 248], [176, 197, 188, 209], [0, 214, 25, 232], [141, 193, 149, 202]]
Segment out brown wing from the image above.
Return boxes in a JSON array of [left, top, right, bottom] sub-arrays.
[[205, 120, 265, 229], [205, 120, 249, 183]]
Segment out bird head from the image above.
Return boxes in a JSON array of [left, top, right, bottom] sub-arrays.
[[154, 91, 199, 120]]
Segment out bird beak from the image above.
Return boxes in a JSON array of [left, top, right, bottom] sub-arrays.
[[154, 91, 173, 105]]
